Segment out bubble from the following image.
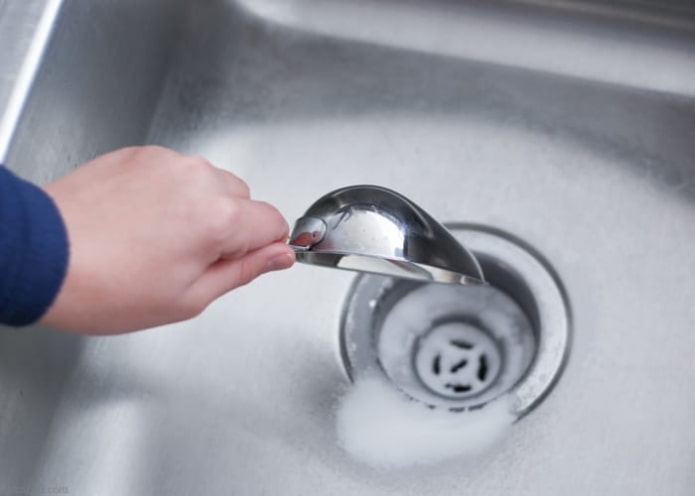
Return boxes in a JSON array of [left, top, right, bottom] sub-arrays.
[[336, 375, 514, 469]]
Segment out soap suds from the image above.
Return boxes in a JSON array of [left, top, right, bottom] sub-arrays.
[[336, 375, 514, 469]]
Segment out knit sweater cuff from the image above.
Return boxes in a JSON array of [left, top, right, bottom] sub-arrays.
[[0, 166, 69, 326]]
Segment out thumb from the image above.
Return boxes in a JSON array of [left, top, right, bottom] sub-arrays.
[[192, 242, 295, 303]]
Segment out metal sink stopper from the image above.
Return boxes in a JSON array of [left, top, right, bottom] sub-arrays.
[[289, 185, 485, 285]]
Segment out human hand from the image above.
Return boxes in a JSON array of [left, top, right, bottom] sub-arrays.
[[40, 146, 295, 335]]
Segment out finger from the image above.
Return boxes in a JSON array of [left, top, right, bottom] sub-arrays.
[[183, 155, 250, 199], [216, 168, 250, 199], [219, 199, 290, 257], [192, 242, 295, 303]]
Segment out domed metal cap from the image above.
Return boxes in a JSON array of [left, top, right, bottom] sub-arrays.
[[289, 185, 485, 285]]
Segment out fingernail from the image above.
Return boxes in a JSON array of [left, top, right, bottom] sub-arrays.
[[265, 253, 294, 273]]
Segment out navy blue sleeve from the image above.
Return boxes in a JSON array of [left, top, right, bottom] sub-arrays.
[[0, 165, 69, 326]]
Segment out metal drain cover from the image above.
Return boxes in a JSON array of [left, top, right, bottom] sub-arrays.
[[340, 224, 571, 416], [376, 281, 536, 409], [414, 322, 502, 399]]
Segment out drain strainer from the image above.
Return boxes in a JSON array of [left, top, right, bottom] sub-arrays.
[[414, 321, 502, 399], [376, 281, 536, 410], [340, 224, 571, 417]]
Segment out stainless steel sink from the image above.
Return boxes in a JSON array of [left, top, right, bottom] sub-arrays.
[[2, 0, 695, 494]]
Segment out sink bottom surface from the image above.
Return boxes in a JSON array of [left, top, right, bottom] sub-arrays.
[[2, 0, 695, 494]]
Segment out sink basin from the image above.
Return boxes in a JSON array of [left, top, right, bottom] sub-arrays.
[[2, 0, 695, 493]]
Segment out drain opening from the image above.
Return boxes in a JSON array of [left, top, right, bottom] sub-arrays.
[[377, 278, 535, 410], [414, 322, 502, 400], [340, 224, 571, 417]]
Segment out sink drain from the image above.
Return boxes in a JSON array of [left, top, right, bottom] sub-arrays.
[[340, 224, 571, 416], [376, 280, 536, 410], [414, 321, 502, 399]]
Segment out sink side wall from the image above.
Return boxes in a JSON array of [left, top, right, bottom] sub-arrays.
[[4, 0, 186, 184], [0, 0, 185, 485]]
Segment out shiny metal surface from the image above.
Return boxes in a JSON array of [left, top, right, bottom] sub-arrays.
[[2, 0, 695, 494], [289, 185, 484, 284], [0, 0, 61, 160], [2, 0, 185, 181], [341, 225, 570, 416]]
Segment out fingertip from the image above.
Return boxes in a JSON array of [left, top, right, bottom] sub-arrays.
[[191, 242, 297, 306], [265, 252, 295, 273], [263, 242, 296, 273]]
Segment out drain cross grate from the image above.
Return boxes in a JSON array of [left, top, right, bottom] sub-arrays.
[[415, 322, 502, 399]]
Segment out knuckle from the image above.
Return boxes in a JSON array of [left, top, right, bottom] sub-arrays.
[[142, 144, 168, 154], [204, 199, 242, 241], [114, 145, 141, 156], [217, 198, 243, 224], [235, 177, 251, 197], [176, 155, 215, 185], [110, 146, 149, 165], [179, 295, 208, 320], [258, 201, 281, 218], [120, 145, 178, 168], [185, 154, 213, 171], [137, 145, 171, 158], [260, 201, 289, 234]]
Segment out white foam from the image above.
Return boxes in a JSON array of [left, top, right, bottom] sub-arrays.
[[336, 375, 514, 469]]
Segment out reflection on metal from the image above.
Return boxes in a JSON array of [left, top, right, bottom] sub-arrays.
[[290, 185, 485, 285]]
